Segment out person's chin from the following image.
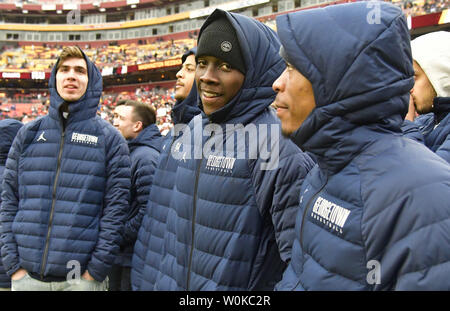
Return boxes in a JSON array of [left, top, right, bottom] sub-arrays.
[[416, 104, 432, 115], [62, 95, 81, 102], [174, 94, 185, 101], [281, 124, 295, 138], [281, 128, 293, 138]]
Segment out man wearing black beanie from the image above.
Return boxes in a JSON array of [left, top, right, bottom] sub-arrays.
[[196, 17, 246, 75], [133, 8, 315, 291], [195, 16, 247, 117]]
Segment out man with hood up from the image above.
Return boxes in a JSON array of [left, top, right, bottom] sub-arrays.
[[171, 47, 199, 125], [0, 118, 23, 290], [402, 31, 450, 163], [131, 47, 201, 290], [0, 46, 131, 291], [272, 2, 450, 290], [137, 9, 314, 291]]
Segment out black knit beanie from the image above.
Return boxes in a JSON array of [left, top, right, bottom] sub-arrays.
[[196, 17, 246, 74]]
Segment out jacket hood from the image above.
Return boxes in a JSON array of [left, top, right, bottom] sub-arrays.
[[181, 46, 197, 64], [128, 123, 163, 153], [172, 47, 201, 125], [276, 2, 414, 168], [48, 49, 103, 122], [172, 80, 201, 125], [411, 31, 450, 98], [197, 9, 285, 125], [0, 119, 23, 162]]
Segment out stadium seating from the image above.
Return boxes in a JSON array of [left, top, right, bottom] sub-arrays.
[[1, 38, 195, 72]]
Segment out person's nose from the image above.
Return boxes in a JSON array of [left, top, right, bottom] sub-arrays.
[[176, 68, 184, 79], [65, 70, 77, 81], [272, 69, 287, 93], [199, 64, 218, 84]]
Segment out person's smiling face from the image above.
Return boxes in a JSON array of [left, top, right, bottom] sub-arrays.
[[195, 55, 245, 116]]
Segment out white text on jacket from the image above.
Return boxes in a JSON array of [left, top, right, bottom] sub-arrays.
[[71, 132, 98, 145], [311, 196, 351, 234]]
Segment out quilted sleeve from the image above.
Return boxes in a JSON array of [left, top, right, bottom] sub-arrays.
[[252, 133, 315, 263], [123, 147, 159, 245], [434, 132, 450, 164], [401, 119, 425, 143], [86, 127, 131, 282], [0, 128, 25, 276], [361, 148, 450, 290]]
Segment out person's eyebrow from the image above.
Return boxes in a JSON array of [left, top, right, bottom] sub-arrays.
[[75, 66, 87, 72], [59, 65, 87, 72]]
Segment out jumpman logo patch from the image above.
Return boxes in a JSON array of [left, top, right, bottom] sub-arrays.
[[37, 131, 47, 142]]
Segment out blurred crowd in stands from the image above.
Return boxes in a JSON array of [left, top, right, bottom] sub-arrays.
[[0, 85, 177, 135], [1, 0, 449, 71], [0, 38, 195, 72], [1, 0, 448, 15], [396, 0, 449, 17], [1, 0, 115, 3]]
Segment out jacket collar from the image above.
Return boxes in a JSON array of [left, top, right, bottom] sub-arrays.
[[128, 123, 162, 153], [432, 97, 450, 125]]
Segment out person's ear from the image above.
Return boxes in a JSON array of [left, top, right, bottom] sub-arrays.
[[134, 120, 143, 133]]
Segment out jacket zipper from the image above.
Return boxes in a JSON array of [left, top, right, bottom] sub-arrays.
[[40, 127, 66, 279], [186, 128, 214, 290], [186, 157, 203, 290]]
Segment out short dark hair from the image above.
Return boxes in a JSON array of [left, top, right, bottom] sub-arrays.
[[123, 100, 156, 128], [56, 46, 85, 72], [116, 99, 127, 107]]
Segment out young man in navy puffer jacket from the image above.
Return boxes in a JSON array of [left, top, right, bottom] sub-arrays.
[[1, 46, 131, 291]]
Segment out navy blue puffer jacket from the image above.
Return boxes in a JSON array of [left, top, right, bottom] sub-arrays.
[[275, 2, 450, 290], [131, 69, 201, 290], [0, 119, 23, 288], [145, 9, 314, 291], [115, 124, 162, 267], [402, 96, 450, 163], [0, 50, 131, 282]]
